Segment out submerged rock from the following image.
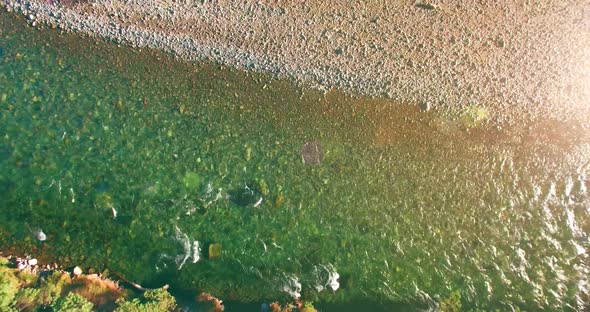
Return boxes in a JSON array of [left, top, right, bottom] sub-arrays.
[[301, 141, 322, 165], [230, 183, 261, 206], [28, 226, 47, 242], [261, 303, 270, 312]]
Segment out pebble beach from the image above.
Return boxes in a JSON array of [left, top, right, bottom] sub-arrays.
[[2, 0, 589, 124]]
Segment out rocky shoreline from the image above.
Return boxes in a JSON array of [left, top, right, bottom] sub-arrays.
[[2, 0, 588, 125], [0, 253, 319, 312]]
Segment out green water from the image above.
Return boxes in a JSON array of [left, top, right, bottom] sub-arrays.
[[1, 13, 589, 310]]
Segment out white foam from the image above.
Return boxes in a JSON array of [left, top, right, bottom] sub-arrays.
[[281, 274, 301, 299], [173, 225, 201, 269]]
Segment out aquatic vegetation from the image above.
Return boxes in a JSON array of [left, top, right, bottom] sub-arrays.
[[274, 193, 284, 209], [256, 178, 269, 196], [182, 172, 201, 191], [208, 243, 222, 260], [459, 104, 489, 128]]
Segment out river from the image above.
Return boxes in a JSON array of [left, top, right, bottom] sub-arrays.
[[1, 12, 589, 311]]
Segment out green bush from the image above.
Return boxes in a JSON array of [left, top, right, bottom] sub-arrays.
[[36, 271, 72, 305], [0, 259, 19, 310], [115, 289, 177, 312], [14, 288, 41, 311], [52, 293, 94, 312], [439, 290, 462, 312]]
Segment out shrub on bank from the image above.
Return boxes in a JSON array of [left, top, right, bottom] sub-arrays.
[[0, 256, 177, 311]]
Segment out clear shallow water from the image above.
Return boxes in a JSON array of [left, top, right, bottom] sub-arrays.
[[1, 13, 589, 310]]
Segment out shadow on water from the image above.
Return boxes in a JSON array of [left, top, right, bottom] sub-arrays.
[[1, 11, 589, 311]]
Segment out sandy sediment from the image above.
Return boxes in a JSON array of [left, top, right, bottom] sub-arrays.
[[2, 0, 589, 124]]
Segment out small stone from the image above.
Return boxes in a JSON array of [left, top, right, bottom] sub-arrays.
[[415, 3, 436, 10], [35, 229, 47, 241], [73, 266, 83, 276], [28, 258, 38, 266], [420, 101, 431, 112]]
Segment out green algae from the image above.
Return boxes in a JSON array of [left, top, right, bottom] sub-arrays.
[[182, 172, 201, 191], [458, 104, 489, 128], [208, 243, 222, 260]]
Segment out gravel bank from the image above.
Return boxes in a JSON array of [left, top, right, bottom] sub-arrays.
[[2, 0, 589, 124]]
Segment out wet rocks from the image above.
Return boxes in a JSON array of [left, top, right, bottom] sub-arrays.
[[196, 293, 224, 312], [73, 266, 83, 276], [30, 227, 47, 241], [12, 256, 39, 270]]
